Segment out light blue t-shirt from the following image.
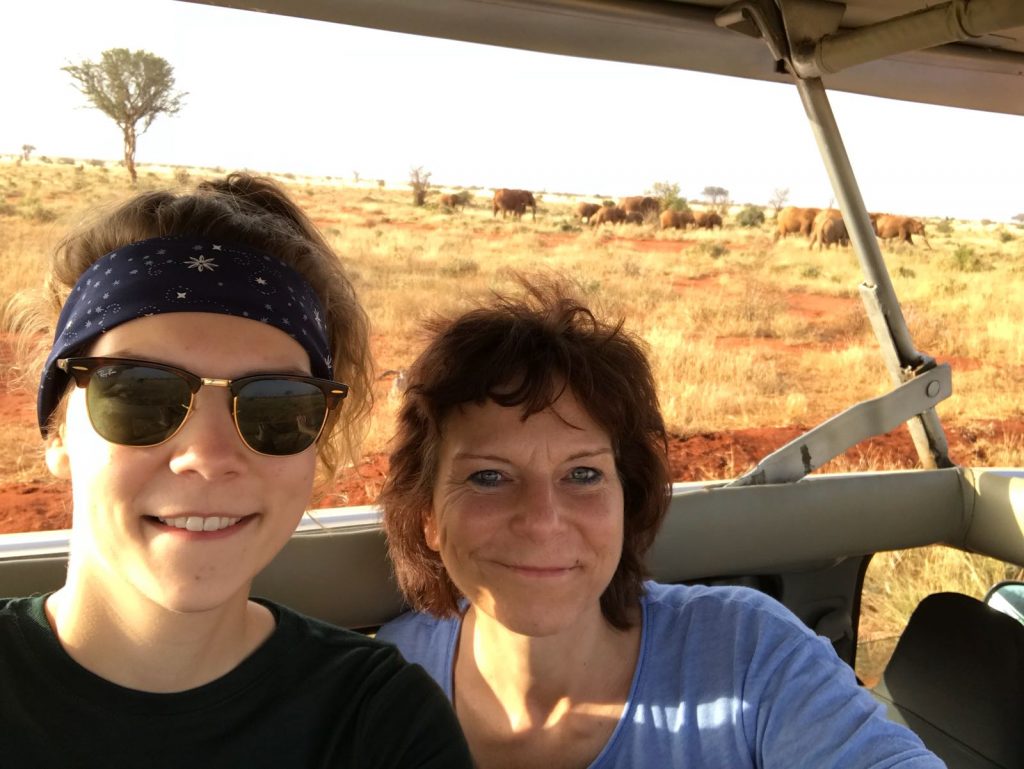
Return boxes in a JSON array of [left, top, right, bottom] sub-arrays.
[[377, 582, 944, 768]]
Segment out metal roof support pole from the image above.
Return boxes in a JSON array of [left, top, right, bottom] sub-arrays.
[[793, 76, 951, 469]]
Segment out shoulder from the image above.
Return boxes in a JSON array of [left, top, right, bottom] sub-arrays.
[[377, 609, 460, 649], [376, 610, 460, 692], [642, 581, 814, 647], [257, 599, 410, 676]]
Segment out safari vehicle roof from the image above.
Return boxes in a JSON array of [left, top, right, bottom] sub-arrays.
[[184, 0, 1024, 116]]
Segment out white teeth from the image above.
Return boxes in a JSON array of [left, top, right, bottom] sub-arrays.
[[156, 515, 241, 532]]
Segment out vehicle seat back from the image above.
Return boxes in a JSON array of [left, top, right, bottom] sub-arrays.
[[871, 591, 1024, 769]]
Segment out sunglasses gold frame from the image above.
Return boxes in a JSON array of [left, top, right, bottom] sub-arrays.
[[57, 357, 349, 456]]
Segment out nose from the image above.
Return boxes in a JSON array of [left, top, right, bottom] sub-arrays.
[[167, 387, 248, 479], [510, 480, 566, 541]]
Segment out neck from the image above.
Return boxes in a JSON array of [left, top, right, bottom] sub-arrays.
[[46, 567, 274, 693], [457, 603, 641, 731]]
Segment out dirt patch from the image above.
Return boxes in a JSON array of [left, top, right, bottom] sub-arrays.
[[6, 420, 1014, 535], [785, 291, 860, 319]]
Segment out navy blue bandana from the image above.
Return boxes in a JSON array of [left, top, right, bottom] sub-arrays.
[[38, 235, 333, 435]]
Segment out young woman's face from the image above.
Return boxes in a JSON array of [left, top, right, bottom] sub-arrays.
[[48, 312, 318, 614], [427, 391, 625, 637]]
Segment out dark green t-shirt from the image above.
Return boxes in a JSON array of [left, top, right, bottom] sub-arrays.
[[0, 595, 472, 768]]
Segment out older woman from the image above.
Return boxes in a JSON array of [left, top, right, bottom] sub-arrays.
[[376, 281, 942, 768], [0, 174, 471, 767]]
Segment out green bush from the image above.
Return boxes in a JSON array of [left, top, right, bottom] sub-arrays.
[[948, 245, 992, 273], [736, 204, 766, 227], [801, 265, 822, 279], [648, 181, 687, 212], [699, 242, 729, 259]]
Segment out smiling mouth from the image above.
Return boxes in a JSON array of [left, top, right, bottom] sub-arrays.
[[501, 563, 578, 575], [154, 515, 244, 533]]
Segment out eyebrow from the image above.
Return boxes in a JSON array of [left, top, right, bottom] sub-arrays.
[[451, 448, 615, 463]]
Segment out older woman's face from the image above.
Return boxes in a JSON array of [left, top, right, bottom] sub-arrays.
[[48, 312, 317, 615], [426, 391, 624, 636]]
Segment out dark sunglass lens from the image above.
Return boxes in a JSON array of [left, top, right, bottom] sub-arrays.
[[235, 379, 327, 456], [85, 364, 192, 446]]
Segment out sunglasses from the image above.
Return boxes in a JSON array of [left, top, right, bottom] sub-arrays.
[[58, 357, 348, 456]]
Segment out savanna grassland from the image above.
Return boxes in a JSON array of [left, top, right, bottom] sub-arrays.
[[2, 158, 1022, 680]]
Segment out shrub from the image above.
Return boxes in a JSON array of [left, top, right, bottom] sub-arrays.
[[440, 258, 479, 277], [174, 167, 191, 186], [57, 157, 75, 165], [736, 204, 766, 227], [897, 266, 916, 279], [700, 242, 729, 259], [648, 181, 686, 212], [801, 265, 821, 279], [997, 229, 1014, 243], [934, 218, 953, 235], [948, 245, 991, 273], [88, 158, 105, 167], [28, 205, 58, 223]]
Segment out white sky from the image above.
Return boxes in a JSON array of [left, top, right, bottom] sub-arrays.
[[2, 0, 1021, 221]]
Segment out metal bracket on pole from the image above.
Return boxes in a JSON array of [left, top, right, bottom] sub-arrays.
[[728, 364, 952, 487], [716, 0, 953, 470]]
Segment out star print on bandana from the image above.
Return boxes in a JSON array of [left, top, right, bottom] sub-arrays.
[[186, 254, 218, 272], [38, 234, 333, 435]]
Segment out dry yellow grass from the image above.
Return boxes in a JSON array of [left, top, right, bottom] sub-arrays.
[[3, 159, 1022, 676]]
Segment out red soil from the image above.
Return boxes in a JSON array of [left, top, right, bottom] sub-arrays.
[[3, 408, 1017, 535]]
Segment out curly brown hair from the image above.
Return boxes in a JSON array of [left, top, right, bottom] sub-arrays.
[[380, 280, 670, 629], [10, 173, 372, 480]]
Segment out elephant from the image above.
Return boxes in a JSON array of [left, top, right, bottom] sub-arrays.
[[774, 206, 820, 241], [438, 192, 468, 211], [575, 201, 602, 223], [618, 195, 661, 218], [624, 211, 645, 225], [492, 188, 537, 220], [808, 208, 849, 250], [874, 214, 932, 249], [694, 211, 723, 230], [590, 205, 627, 227], [660, 209, 695, 230]]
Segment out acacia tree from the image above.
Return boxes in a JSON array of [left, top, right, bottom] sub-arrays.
[[769, 187, 790, 217], [20, 144, 35, 162], [409, 166, 432, 206], [702, 185, 730, 212], [63, 49, 186, 185]]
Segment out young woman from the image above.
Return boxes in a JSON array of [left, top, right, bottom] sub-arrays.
[[376, 281, 943, 769], [0, 174, 471, 768]]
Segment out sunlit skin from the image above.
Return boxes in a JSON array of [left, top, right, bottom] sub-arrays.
[[44, 312, 318, 692], [427, 392, 642, 768]]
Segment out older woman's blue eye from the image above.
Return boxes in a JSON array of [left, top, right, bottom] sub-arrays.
[[468, 470, 503, 487], [568, 467, 602, 483]]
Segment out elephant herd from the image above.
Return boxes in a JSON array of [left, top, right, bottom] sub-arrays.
[[477, 193, 931, 251], [575, 197, 724, 231], [775, 206, 932, 250]]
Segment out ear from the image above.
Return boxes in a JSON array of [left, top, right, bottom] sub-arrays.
[[44, 431, 71, 480], [422, 509, 441, 553]]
